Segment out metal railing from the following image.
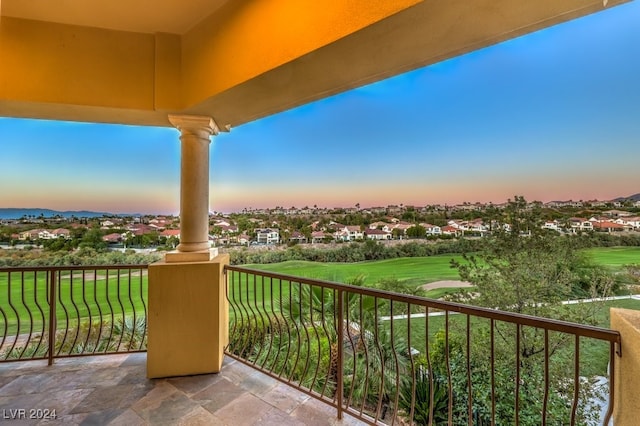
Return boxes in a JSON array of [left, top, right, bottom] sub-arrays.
[[224, 265, 622, 426], [0, 265, 148, 363]]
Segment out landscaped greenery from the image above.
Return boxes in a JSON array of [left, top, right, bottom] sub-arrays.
[[585, 246, 640, 268], [244, 256, 463, 287], [245, 246, 639, 292], [0, 269, 148, 335], [227, 199, 639, 425], [3, 246, 637, 337], [3, 236, 638, 422]]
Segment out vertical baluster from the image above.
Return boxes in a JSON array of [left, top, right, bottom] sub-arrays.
[[336, 288, 344, 420], [542, 329, 550, 426], [570, 334, 580, 426], [515, 324, 521, 426], [47, 269, 57, 365], [490, 319, 496, 426]]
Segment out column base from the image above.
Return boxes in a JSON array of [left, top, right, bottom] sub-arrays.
[[147, 253, 229, 378], [165, 248, 218, 263]]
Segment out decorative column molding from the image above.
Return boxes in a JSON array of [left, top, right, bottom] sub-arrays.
[[167, 114, 219, 262]]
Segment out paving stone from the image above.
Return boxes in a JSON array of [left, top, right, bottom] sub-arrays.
[[213, 392, 274, 426], [256, 406, 307, 426], [78, 408, 126, 426], [106, 408, 146, 426], [261, 382, 310, 413], [167, 372, 223, 396], [135, 391, 201, 426], [196, 378, 244, 413], [238, 370, 279, 397], [0, 353, 353, 426], [70, 384, 134, 414]]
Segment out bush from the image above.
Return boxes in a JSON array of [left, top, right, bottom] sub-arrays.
[[399, 357, 449, 425]]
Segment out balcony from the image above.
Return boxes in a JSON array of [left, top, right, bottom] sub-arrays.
[[2, 264, 631, 425], [0, 353, 365, 425], [2, 1, 637, 423]]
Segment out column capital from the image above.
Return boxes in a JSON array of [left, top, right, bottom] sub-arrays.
[[168, 114, 220, 138]]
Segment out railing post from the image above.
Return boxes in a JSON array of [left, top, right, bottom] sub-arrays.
[[611, 308, 639, 426], [47, 269, 57, 366], [336, 289, 344, 420]]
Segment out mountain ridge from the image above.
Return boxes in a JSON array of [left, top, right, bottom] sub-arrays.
[[0, 208, 137, 220], [2, 194, 638, 220], [613, 193, 640, 202]]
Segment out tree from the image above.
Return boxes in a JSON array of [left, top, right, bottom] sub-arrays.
[[406, 224, 426, 239], [79, 227, 107, 251], [446, 196, 613, 424], [452, 196, 612, 321]]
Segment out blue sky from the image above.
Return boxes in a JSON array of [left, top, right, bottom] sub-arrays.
[[1, 2, 639, 215]]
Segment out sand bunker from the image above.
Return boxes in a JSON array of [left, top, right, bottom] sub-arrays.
[[420, 280, 473, 291]]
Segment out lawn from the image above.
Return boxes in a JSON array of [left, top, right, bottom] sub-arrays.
[[235, 247, 640, 378], [385, 297, 640, 377], [585, 246, 640, 268], [3, 247, 639, 368], [0, 269, 148, 335], [244, 255, 464, 288], [247, 246, 640, 287]]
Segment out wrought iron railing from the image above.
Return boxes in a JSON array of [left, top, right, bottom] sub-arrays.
[[0, 265, 148, 363], [224, 265, 622, 426]]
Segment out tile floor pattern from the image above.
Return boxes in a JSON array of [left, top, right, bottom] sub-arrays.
[[0, 354, 367, 425]]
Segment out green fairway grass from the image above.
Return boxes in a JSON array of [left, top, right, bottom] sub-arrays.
[[243, 255, 465, 288], [0, 270, 147, 335], [388, 297, 640, 377], [246, 246, 640, 289], [584, 246, 640, 268], [3, 247, 639, 359]]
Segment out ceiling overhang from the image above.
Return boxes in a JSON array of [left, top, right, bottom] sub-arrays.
[[0, 0, 631, 128]]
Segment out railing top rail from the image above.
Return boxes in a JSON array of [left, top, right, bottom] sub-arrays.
[[225, 264, 621, 344], [0, 264, 149, 273]]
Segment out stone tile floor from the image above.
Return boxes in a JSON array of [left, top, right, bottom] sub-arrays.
[[0, 353, 366, 425]]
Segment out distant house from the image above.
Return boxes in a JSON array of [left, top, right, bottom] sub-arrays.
[[237, 234, 251, 245], [19, 229, 44, 240], [604, 209, 632, 218], [421, 223, 442, 236], [311, 231, 330, 243], [468, 219, 488, 235], [619, 217, 640, 230], [102, 233, 123, 243], [389, 222, 413, 236], [542, 221, 561, 232], [215, 224, 239, 234], [160, 229, 181, 239], [364, 228, 391, 240], [148, 222, 167, 231], [50, 228, 71, 239], [369, 221, 391, 231], [256, 228, 279, 244], [127, 224, 155, 236], [441, 225, 461, 237], [289, 231, 307, 244], [18, 228, 69, 240], [592, 221, 625, 232], [335, 225, 364, 241], [568, 218, 593, 232]]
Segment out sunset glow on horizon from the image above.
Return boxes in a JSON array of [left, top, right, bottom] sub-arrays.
[[2, 2, 639, 215]]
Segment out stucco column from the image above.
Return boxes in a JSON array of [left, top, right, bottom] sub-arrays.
[[611, 308, 640, 425], [167, 114, 219, 261]]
